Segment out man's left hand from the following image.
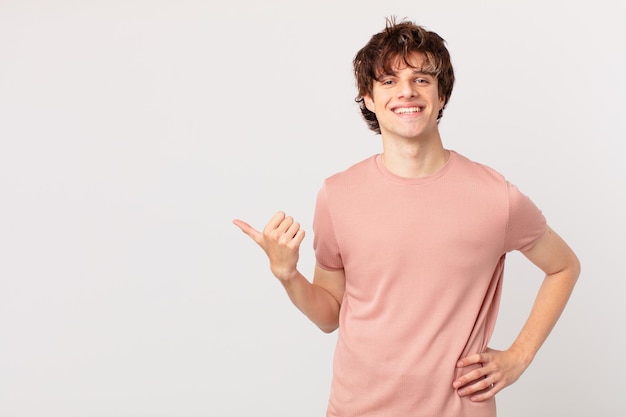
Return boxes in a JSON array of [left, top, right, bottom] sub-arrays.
[[452, 347, 530, 402]]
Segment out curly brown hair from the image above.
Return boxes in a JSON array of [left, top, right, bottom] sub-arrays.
[[353, 17, 455, 134]]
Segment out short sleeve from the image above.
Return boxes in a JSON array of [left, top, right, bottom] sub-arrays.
[[313, 182, 344, 270], [504, 182, 547, 253]]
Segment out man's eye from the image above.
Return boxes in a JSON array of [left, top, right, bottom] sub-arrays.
[[416, 78, 429, 84], [382, 80, 394, 85]]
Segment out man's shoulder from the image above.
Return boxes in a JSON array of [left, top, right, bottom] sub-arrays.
[[324, 154, 379, 184], [451, 151, 507, 184]]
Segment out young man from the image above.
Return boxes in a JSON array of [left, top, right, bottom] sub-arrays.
[[234, 19, 579, 417]]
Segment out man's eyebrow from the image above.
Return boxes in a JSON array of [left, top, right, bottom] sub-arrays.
[[376, 68, 436, 79], [411, 69, 436, 76]]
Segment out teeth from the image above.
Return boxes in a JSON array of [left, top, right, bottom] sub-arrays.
[[394, 107, 422, 114]]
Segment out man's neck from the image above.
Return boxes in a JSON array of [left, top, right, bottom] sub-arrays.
[[380, 133, 449, 179]]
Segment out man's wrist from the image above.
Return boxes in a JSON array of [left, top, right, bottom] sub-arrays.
[[507, 342, 537, 367], [274, 267, 300, 283]]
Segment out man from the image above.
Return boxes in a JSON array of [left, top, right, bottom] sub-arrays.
[[233, 18, 579, 417]]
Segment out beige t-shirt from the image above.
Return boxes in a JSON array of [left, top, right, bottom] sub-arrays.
[[313, 151, 546, 417]]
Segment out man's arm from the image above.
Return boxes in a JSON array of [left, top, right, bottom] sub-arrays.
[[233, 211, 345, 333], [453, 225, 580, 401], [282, 266, 345, 333]]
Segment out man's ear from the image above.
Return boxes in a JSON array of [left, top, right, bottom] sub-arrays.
[[364, 95, 375, 113]]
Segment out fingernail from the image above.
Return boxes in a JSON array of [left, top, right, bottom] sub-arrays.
[[456, 361, 463, 367]]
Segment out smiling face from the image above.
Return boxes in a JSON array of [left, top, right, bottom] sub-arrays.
[[364, 52, 445, 143]]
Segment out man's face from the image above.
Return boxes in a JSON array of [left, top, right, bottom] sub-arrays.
[[364, 52, 445, 142]]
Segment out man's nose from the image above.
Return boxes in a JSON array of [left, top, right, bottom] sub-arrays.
[[397, 80, 417, 98]]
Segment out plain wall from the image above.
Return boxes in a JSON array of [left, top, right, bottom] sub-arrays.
[[1, 0, 624, 416]]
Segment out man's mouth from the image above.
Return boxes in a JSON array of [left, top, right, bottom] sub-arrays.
[[393, 107, 423, 114]]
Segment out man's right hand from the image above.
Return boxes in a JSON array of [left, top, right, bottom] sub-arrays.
[[233, 211, 305, 282]]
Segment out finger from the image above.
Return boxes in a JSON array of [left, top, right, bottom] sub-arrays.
[[453, 366, 488, 389], [285, 220, 302, 239], [468, 380, 499, 402], [294, 228, 305, 245], [233, 219, 263, 243], [457, 353, 483, 368], [288, 227, 306, 248], [264, 211, 287, 234], [456, 373, 494, 397], [275, 215, 295, 236]]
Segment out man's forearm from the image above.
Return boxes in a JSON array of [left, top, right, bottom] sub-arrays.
[[509, 264, 579, 363], [453, 262, 580, 401], [280, 271, 341, 333]]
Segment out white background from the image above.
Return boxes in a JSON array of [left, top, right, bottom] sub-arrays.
[[1, 1, 624, 416]]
